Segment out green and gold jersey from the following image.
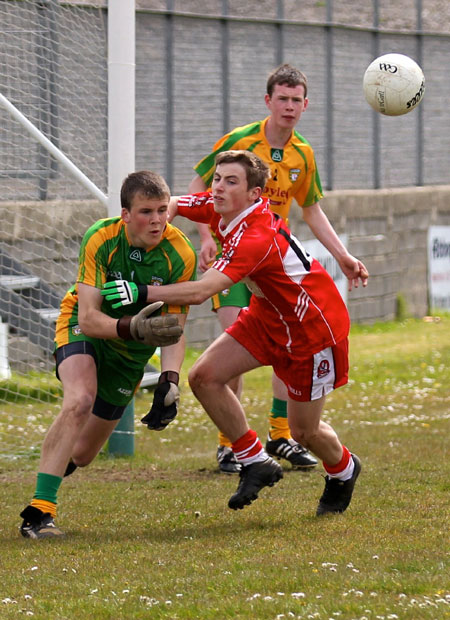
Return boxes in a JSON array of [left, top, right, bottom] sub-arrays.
[[55, 217, 197, 361], [194, 116, 323, 223]]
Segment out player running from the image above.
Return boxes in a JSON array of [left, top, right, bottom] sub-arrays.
[[104, 151, 368, 515], [19, 170, 196, 539], [189, 64, 367, 474]]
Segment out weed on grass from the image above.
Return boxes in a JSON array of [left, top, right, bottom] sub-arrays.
[[0, 318, 449, 619]]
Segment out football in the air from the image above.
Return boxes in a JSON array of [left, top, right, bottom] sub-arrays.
[[363, 53, 425, 116]]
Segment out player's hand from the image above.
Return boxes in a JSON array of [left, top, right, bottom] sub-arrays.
[[117, 302, 183, 347], [141, 371, 180, 430], [102, 280, 147, 308], [339, 255, 369, 291], [199, 236, 217, 272], [167, 197, 179, 222]]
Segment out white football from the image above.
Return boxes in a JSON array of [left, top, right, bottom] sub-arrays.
[[363, 53, 425, 116]]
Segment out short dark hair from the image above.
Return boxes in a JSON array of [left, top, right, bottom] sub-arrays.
[[120, 170, 170, 210], [215, 150, 271, 190], [266, 63, 308, 98]]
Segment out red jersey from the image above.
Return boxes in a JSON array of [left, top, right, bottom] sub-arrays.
[[177, 193, 349, 355]]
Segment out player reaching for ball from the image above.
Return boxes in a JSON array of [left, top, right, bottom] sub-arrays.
[[19, 170, 197, 539], [105, 150, 369, 515], [188, 64, 368, 474]]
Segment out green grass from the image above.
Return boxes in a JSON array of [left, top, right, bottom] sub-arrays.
[[0, 318, 449, 619]]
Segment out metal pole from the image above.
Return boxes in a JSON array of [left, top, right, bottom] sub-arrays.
[[107, 0, 136, 456], [107, 0, 135, 216], [221, 0, 230, 134], [325, 0, 333, 190], [372, 0, 380, 189], [108, 400, 135, 457], [0, 93, 108, 206], [165, 0, 174, 188], [275, 0, 284, 66], [416, 0, 424, 186]]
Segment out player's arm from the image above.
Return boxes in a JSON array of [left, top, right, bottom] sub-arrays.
[[301, 202, 369, 290], [79, 283, 182, 346], [78, 282, 122, 338], [188, 174, 217, 272], [141, 313, 188, 431], [146, 268, 233, 306]]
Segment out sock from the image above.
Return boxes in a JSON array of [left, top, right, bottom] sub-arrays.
[[269, 398, 291, 441], [31, 498, 57, 518], [30, 472, 62, 518], [232, 429, 267, 465], [323, 446, 354, 481], [217, 431, 233, 448]]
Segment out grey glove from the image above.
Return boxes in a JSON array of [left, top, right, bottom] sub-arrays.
[[116, 301, 182, 347]]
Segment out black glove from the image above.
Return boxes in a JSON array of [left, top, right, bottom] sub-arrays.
[[141, 371, 180, 431]]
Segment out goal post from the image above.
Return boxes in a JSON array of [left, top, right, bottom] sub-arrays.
[[0, 0, 145, 459]]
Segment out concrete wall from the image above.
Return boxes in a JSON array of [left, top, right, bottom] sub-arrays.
[[1, 186, 449, 350]]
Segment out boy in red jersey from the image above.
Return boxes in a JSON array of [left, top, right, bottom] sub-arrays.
[[190, 64, 367, 474], [105, 151, 369, 515]]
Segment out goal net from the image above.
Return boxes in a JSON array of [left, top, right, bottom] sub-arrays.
[[0, 0, 108, 446]]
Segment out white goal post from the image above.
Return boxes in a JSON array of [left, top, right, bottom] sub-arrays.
[[0, 1, 152, 439]]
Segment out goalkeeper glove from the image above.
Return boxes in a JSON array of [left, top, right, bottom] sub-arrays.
[[102, 280, 147, 309], [141, 371, 180, 431], [117, 302, 182, 347]]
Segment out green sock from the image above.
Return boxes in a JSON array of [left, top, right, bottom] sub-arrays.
[[270, 397, 287, 418], [33, 472, 63, 505]]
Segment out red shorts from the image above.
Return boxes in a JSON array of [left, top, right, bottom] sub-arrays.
[[227, 311, 349, 402]]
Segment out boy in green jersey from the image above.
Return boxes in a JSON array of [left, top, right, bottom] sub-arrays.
[[189, 64, 368, 474], [19, 170, 197, 539]]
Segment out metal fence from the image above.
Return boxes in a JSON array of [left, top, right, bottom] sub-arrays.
[[1, 0, 449, 202], [134, 0, 450, 194]]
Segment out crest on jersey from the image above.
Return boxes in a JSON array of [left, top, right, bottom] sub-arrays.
[[151, 276, 163, 286], [129, 249, 142, 262], [317, 359, 330, 378], [271, 148, 283, 162], [289, 168, 300, 182]]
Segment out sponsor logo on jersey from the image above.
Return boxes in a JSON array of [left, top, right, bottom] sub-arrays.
[[151, 276, 163, 286], [117, 387, 132, 396], [71, 325, 82, 336], [107, 270, 122, 280], [271, 148, 283, 162], [289, 168, 300, 182], [220, 289, 230, 297], [129, 249, 142, 262], [317, 359, 330, 378]]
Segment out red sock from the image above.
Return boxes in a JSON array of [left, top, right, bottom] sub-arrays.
[[232, 429, 265, 465], [323, 445, 351, 475]]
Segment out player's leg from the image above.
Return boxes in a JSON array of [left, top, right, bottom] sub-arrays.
[[20, 347, 98, 539], [287, 397, 361, 515], [188, 332, 283, 509], [67, 348, 146, 472], [265, 372, 318, 470], [213, 281, 251, 473], [283, 339, 360, 515], [215, 304, 243, 473]]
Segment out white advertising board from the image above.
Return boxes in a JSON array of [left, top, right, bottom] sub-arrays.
[[428, 226, 450, 311]]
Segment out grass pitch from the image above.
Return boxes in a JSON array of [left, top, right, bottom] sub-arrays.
[[0, 317, 449, 619]]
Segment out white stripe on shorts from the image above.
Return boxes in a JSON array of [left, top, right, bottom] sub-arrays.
[[311, 347, 336, 400]]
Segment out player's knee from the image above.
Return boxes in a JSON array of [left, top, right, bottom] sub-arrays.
[[188, 358, 216, 394], [71, 453, 94, 468], [61, 393, 95, 425]]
